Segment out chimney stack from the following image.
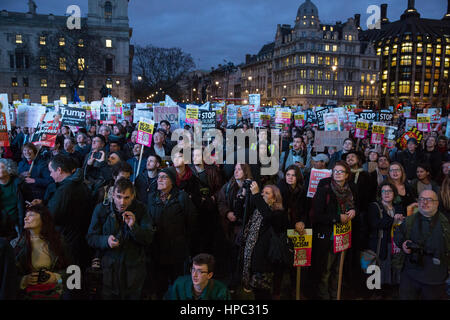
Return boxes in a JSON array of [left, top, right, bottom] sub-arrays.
[[444, 0, 450, 19], [354, 14, 361, 29], [407, 0, 415, 10], [381, 4, 389, 24]]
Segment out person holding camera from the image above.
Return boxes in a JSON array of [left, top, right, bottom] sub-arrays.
[[393, 189, 450, 300], [87, 178, 154, 300], [12, 204, 70, 300]]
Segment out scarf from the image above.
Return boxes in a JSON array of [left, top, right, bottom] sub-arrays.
[[159, 191, 170, 203], [351, 168, 364, 184], [176, 165, 193, 186], [241, 209, 263, 288], [330, 179, 354, 215]]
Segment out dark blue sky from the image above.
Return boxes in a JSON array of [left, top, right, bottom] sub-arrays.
[[2, 0, 447, 69]]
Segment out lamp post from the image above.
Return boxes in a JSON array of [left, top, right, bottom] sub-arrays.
[[331, 65, 337, 102]]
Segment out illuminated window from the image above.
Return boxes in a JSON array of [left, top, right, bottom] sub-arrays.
[[445, 57, 450, 68], [333, 57, 338, 65], [330, 27, 333, 31], [361, 74, 365, 82], [360, 86, 364, 96], [426, 56, 432, 66], [78, 80, 85, 88], [39, 36, 46, 45], [436, 45, 442, 55], [324, 88, 330, 95], [60, 80, 67, 88], [400, 55, 412, 66], [309, 85, 314, 95], [383, 46, 389, 56], [414, 81, 420, 94], [310, 56, 315, 64], [417, 43, 423, 53], [15, 34, 22, 44], [59, 57, 66, 71], [392, 45, 398, 54], [444, 70, 448, 79], [299, 69, 306, 79], [309, 70, 315, 79], [333, 45, 338, 52], [382, 70, 388, 80], [78, 58, 85, 70], [377, 48, 381, 56], [344, 86, 353, 96], [41, 95, 48, 104], [298, 84, 306, 95], [317, 56, 323, 64], [426, 44, 433, 54], [435, 57, 441, 67], [398, 81, 410, 94], [78, 39, 84, 47], [325, 72, 331, 80], [423, 81, 430, 94], [316, 85, 323, 95], [23, 94, 30, 100], [106, 79, 113, 89], [59, 37, 65, 46], [325, 44, 330, 52], [416, 56, 422, 66], [300, 55, 306, 64], [401, 42, 413, 53], [318, 70, 323, 79], [40, 56, 47, 70], [390, 82, 396, 94], [325, 56, 331, 65], [106, 39, 112, 48], [391, 57, 397, 67], [79, 96, 85, 102], [60, 96, 67, 104], [11, 77, 18, 87], [446, 45, 450, 55], [433, 81, 438, 94], [382, 82, 387, 94], [41, 79, 47, 87]]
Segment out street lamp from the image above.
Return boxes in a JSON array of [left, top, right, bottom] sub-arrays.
[[331, 65, 338, 101], [137, 76, 142, 81]]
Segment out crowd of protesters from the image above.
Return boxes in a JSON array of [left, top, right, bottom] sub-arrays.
[[0, 113, 449, 301]]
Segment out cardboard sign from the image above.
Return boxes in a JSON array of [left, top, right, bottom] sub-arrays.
[[133, 108, 153, 124], [314, 106, 330, 130], [358, 110, 377, 121], [240, 106, 250, 120], [323, 112, 340, 131], [383, 126, 398, 149], [0, 94, 11, 132], [226, 105, 238, 126], [136, 119, 155, 147], [307, 168, 332, 198], [199, 110, 216, 133], [333, 221, 352, 253], [294, 112, 305, 127], [417, 114, 431, 132], [287, 229, 312, 267], [354, 119, 369, 139], [405, 119, 417, 131], [378, 111, 393, 122], [249, 94, 260, 108], [0, 112, 9, 147], [16, 105, 47, 128], [402, 106, 411, 118], [60, 106, 86, 127], [32, 120, 62, 148], [428, 108, 441, 123], [370, 122, 385, 145], [154, 106, 179, 129], [397, 127, 423, 150], [313, 130, 349, 152]]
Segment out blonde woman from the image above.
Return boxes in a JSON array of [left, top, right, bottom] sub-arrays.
[[439, 175, 450, 221], [386, 162, 417, 215]]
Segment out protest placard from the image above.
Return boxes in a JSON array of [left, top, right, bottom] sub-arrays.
[[185, 106, 199, 125], [294, 112, 305, 127], [248, 94, 260, 108], [287, 229, 312, 267], [307, 168, 332, 198], [428, 108, 441, 123], [0, 112, 9, 147], [16, 105, 47, 128], [417, 113, 431, 132], [405, 119, 417, 131], [333, 221, 352, 253], [314, 106, 330, 130], [354, 119, 369, 139], [199, 110, 216, 133], [226, 105, 237, 126], [0, 94, 11, 132], [133, 108, 153, 124], [136, 119, 155, 147], [60, 106, 86, 127], [323, 112, 340, 131], [154, 106, 179, 129], [370, 122, 385, 145]]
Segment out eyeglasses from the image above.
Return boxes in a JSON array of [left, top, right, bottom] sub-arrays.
[[191, 267, 209, 275], [381, 190, 393, 194], [157, 175, 169, 181], [418, 197, 438, 203], [334, 170, 346, 174], [389, 169, 401, 172]]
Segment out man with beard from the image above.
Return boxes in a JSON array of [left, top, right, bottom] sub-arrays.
[[135, 154, 161, 203]]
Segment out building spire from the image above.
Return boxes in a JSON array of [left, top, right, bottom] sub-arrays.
[[401, 0, 420, 19]]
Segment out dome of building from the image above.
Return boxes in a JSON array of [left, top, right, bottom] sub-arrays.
[[296, 0, 319, 20]]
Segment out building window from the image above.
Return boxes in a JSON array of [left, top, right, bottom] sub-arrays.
[[106, 39, 112, 48], [106, 79, 113, 89], [360, 86, 364, 96], [78, 58, 85, 70], [325, 44, 330, 52], [59, 37, 65, 46], [401, 42, 413, 53], [325, 72, 331, 80], [309, 70, 315, 79], [309, 85, 314, 95], [391, 57, 397, 67], [434, 70, 440, 80], [79, 96, 85, 102], [60, 80, 67, 88], [105, 1, 112, 20], [317, 70, 323, 79], [317, 56, 323, 65], [23, 77, 28, 87], [383, 47, 389, 56], [316, 85, 323, 95], [41, 79, 47, 87], [299, 69, 306, 79], [344, 86, 353, 96], [377, 48, 381, 56], [425, 56, 432, 67], [382, 70, 388, 80], [382, 82, 387, 94], [390, 82, 396, 94], [414, 81, 420, 94], [333, 45, 338, 52], [417, 43, 423, 53], [435, 57, 441, 67], [392, 45, 398, 54], [444, 70, 449, 79], [325, 56, 331, 65], [423, 81, 430, 94], [40, 56, 47, 70], [78, 80, 85, 88], [400, 55, 412, 66], [310, 56, 315, 64], [436, 45, 442, 55], [433, 81, 438, 95], [426, 44, 433, 54], [416, 56, 422, 66], [23, 94, 30, 100], [398, 81, 410, 94], [446, 45, 450, 55], [11, 78, 18, 87], [40, 36, 46, 45], [15, 34, 23, 44], [298, 84, 306, 95], [60, 57, 66, 71], [41, 95, 48, 104], [60, 96, 67, 104], [105, 58, 113, 73], [425, 68, 432, 79], [12, 94, 19, 101], [333, 57, 338, 66], [445, 57, 450, 68]]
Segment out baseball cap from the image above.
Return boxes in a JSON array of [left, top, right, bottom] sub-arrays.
[[312, 153, 329, 163]]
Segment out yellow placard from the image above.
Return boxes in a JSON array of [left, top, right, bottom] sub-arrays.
[[372, 125, 385, 134], [356, 121, 369, 130], [417, 115, 430, 123], [138, 121, 154, 134]]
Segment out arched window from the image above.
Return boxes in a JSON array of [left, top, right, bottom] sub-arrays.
[[104, 1, 112, 20]]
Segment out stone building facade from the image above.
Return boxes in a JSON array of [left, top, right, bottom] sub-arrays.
[[0, 0, 133, 104]]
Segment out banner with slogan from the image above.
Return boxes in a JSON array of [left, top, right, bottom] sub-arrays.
[[417, 113, 431, 132], [397, 127, 423, 150], [248, 94, 260, 108], [133, 108, 153, 124], [249, 106, 260, 124], [314, 106, 330, 130], [60, 106, 86, 127], [258, 113, 270, 128], [333, 221, 352, 253], [307, 168, 332, 198], [226, 105, 238, 126], [185, 106, 199, 125], [378, 111, 394, 122], [136, 118, 155, 147], [0, 112, 9, 147], [383, 126, 398, 149], [370, 122, 385, 145], [358, 110, 377, 122], [402, 106, 411, 118], [240, 106, 250, 120], [306, 109, 316, 124], [32, 113, 62, 148], [199, 110, 216, 133], [275, 108, 291, 125], [16, 105, 47, 128], [154, 106, 179, 129], [100, 97, 118, 124], [428, 108, 441, 123], [287, 229, 312, 267], [354, 119, 369, 139], [323, 112, 339, 131], [405, 119, 417, 131], [294, 112, 305, 127], [0, 94, 11, 132]]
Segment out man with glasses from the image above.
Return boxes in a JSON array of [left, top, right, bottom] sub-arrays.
[[165, 253, 230, 300], [393, 190, 450, 300], [147, 167, 199, 299]]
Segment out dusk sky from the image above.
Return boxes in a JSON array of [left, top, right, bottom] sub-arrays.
[[2, 0, 447, 70]]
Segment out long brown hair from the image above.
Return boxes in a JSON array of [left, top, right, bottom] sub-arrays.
[[20, 204, 68, 271], [263, 185, 284, 211], [387, 162, 406, 185], [440, 175, 450, 210]]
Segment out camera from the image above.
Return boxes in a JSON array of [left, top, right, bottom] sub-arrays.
[[243, 179, 252, 189], [406, 241, 424, 265], [37, 269, 50, 283]]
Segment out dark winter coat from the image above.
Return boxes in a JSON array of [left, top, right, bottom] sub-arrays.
[[0, 238, 17, 300], [0, 175, 26, 237], [86, 199, 154, 299], [397, 149, 424, 181], [134, 169, 158, 203], [421, 149, 443, 180], [277, 179, 308, 228], [147, 188, 199, 265], [17, 157, 52, 201]]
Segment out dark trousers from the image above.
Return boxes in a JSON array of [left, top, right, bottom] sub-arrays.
[[154, 262, 185, 300], [399, 272, 446, 300]]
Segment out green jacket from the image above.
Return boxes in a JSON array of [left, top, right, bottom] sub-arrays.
[[166, 275, 230, 300]]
